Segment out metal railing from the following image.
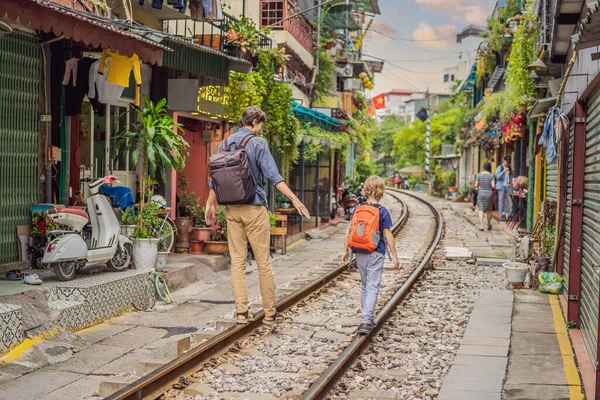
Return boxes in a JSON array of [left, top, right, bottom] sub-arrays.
[[163, 12, 272, 56]]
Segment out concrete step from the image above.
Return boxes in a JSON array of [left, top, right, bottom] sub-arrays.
[[157, 262, 197, 292], [47, 299, 86, 331]]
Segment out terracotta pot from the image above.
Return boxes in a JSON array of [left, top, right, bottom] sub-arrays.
[[192, 227, 212, 242], [204, 241, 229, 255], [190, 241, 203, 255], [174, 217, 194, 250]]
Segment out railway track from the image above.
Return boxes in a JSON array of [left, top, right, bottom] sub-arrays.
[[106, 190, 441, 400]]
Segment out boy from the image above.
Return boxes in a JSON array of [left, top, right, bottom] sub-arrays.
[[342, 176, 399, 335]]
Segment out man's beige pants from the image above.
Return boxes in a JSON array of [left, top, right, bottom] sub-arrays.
[[226, 205, 277, 317]]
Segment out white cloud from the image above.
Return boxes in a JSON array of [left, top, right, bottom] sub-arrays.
[[414, 0, 493, 24], [412, 23, 457, 49]]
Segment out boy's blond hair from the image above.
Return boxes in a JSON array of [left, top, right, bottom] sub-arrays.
[[363, 176, 386, 201]]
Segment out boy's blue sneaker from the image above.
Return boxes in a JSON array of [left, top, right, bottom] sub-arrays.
[[357, 323, 372, 335]]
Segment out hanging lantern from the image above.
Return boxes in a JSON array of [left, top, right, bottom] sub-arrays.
[[358, 72, 367, 79]]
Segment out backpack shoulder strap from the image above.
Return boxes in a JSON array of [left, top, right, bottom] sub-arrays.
[[240, 134, 255, 148]]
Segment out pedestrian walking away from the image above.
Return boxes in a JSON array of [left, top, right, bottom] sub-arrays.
[[206, 106, 310, 325], [394, 173, 402, 189], [342, 176, 399, 335], [495, 156, 512, 220], [476, 162, 496, 231]]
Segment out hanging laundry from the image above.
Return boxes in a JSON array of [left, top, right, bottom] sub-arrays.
[[190, 0, 203, 20], [62, 57, 80, 86], [89, 59, 125, 106], [540, 107, 560, 163], [98, 50, 142, 106], [64, 57, 104, 117]]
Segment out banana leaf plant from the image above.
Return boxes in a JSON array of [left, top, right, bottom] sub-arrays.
[[116, 96, 189, 225]]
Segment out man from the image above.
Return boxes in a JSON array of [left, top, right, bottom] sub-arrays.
[[205, 106, 310, 324], [495, 156, 512, 220]]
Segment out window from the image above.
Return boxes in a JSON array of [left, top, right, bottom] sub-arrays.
[[443, 74, 449, 83], [451, 74, 455, 81], [261, 0, 285, 28]]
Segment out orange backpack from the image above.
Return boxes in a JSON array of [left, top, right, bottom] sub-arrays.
[[348, 204, 381, 253]]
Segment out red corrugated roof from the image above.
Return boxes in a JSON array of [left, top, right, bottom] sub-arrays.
[[0, 0, 169, 65]]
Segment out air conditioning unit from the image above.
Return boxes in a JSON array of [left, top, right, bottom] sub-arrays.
[[336, 63, 353, 78], [343, 79, 362, 91]]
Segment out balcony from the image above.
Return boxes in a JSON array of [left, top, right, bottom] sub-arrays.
[[164, 12, 272, 68], [261, 0, 314, 68]]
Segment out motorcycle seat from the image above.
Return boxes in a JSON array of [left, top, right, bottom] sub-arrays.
[[50, 208, 89, 219]]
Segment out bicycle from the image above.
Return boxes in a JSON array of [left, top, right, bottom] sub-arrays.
[[154, 209, 177, 253], [132, 268, 172, 311]]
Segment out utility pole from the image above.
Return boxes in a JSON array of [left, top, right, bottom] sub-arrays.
[[416, 107, 431, 175]]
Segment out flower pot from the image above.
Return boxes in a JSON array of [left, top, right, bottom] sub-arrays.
[[192, 227, 212, 242], [156, 251, 170, 269], [280, 202, 290, 209], [204, 241, 228, 255], [120, 225, 136, 237], [225, 43, 241, 58], [133, 238, 160, 271], [174, 217, 194, 250], [190, 240, 203, 255], [503, 262, 529, 284]]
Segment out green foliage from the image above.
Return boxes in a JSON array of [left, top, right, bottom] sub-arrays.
[[456, 184, 472, 200], [225, 71, 267, 123], [225, 16, 260, 54], [373, 116, 403, 175], [177, 173, 200, 218], [542, 224, 556, 259], [506, 2, 538, 110], [194, 207, 208, 228], [433, 168, 457, 196], [269, 212, 276, 229], [301, 125, 350, 163], [407, 174, 425, 188], [481, 91, 513, 123], [213, 206, 228, 241], [314, 50, 336, 101]]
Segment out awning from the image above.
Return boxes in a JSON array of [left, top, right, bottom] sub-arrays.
[[0, 0, 169, 65], [398, 165, 425, 175], [528, 96, 557, 118], [349, 0, 380, 15], [292, 102, 343, 132], [572, 1, 600, 51], [432, 154, 460, 160], [162, 37, 249, 80], [323, 4, 361, 31]]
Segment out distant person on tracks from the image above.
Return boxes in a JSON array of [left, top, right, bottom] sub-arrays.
[[495, 156, 512, 221], [475, 162, 496, 231], [205, 106, 311, 325], [394, 173, 402, 189], [341, 176, 399, 335]]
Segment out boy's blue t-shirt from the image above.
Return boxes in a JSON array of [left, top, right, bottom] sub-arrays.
[[351, 204, 393, 255]]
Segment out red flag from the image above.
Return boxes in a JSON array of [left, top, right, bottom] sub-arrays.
[[366, 98, 376, 116], [372, 94, 385, 109]]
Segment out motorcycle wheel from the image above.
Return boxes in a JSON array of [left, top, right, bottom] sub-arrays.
[[108, 243, 133, 272], [52, 261, 78, 281]]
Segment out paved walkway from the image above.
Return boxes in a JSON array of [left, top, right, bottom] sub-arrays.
[[439, 201, 585, 400]]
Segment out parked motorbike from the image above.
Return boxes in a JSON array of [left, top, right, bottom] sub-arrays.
[[342, 185, 359, 220], [41, 176, 133, 281]]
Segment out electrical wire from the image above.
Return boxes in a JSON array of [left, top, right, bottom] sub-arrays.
[[369, 29, 461, 55], [371, 28, 456, 42]]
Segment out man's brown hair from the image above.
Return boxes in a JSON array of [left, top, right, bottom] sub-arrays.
[[240, 106, 266, 127]]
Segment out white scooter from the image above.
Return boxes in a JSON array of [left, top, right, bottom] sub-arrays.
[[41, 175, 133, 281]]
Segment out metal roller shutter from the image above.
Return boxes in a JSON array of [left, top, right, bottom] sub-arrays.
[[580, 87, 600, 361], [0, 32, 41, 264], [563, 124, 574, 289], [546, 162, 558, 201]]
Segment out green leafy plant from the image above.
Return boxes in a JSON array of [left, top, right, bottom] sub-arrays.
[[213, 206, 228, 241], [177, 173, 200, 218], [121, 207, 134, 226], [116, 96, 188, 209], [505, 3, 538, 111], [269, 212, 277, 229], [567, 320, 576, 329], [225, 16, 260, 54], [313, 50, 336, 101], [225, 71, 267, 123], [194, 207, 208, 228]]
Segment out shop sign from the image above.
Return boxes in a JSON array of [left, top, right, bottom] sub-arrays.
[[168, 79, 229, 120]]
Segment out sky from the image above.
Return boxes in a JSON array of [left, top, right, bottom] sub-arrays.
[[364, 0, 497, 95]]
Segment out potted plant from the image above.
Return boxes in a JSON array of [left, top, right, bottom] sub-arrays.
[[120, 207, 136, 237], [115, 96, 188, 266], [192, 206, 212, 242], [278, 195, 291, 209], [130, 194, 163, 271], [225, 17, 260, 58], [175, 173, 197, 251], [204, 206, 228, 255], [270, 212, 286, 234]]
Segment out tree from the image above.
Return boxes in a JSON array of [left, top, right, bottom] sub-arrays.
[[373, 116, 404, 176]]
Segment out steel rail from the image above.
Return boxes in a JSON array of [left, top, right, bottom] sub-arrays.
[[106, 193, 409, 400], [301, 189, 444, 400]]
